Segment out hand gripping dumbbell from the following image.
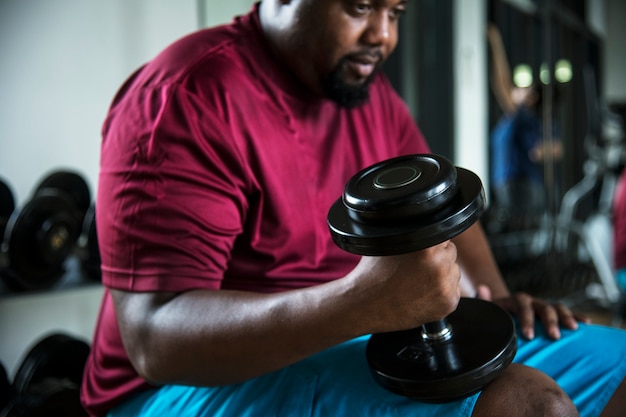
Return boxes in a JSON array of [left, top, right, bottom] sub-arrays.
[[327, 154, 517, 402]]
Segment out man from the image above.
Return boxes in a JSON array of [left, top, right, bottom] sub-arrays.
[[81, 1, 626, 416], [487, 23, 562, 224]]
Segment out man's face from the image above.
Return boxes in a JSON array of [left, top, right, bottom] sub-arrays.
[[284, 0, 407, 107]]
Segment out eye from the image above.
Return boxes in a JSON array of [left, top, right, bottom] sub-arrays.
[[389, 4, 407, 21], [351, 1, 372, 16]]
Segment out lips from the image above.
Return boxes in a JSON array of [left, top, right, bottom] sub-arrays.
[[346, 53, 382, 79]]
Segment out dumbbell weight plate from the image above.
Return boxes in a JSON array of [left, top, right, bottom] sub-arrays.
[[4, 333, 90, 417], [366, 298, 517, 402], [12, 333, 90, 396], [0, 178, 16, 238], [0, 178, 15, 218], [0, 378, 88, 417], [80, 203, 101, 279], [33, 170, 91, 222], [328, 167, 485, 255], [0, 361, 12, 410], [342, 154, 458, 222], [2, 189, 81, 291]]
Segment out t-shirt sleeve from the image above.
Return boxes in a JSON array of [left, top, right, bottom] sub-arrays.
[[97, 83, 248, 292]]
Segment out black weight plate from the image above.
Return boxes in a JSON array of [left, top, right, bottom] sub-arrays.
[[33, 170, 91, 221], [0, 361, 12, 410], [0, 378, 87, 417], [81, 203, 101, 279], [1, 178, 16, 238], [328, 168, 485, 255], [342, 154, 457, 223], [366, 298, 517, 403], [12, 333, 90, 396], [2, 190, 80, 291], [0, 178, 15, 218]]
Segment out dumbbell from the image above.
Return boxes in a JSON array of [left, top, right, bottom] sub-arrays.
[[0, 178, 16, 241], [0, 333, 90, 417], [327, 154, 517, 402], [1, 170, 90, 291], [0, 361, 12, 412], [10, 333, 90, 397], [36, 173, 101, 280], [77, 203, 101, 280], [31, 170, 91, 224]]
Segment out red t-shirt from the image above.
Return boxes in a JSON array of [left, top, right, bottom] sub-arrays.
[[614, 173, 626, 270], [81, 5, 429, 416]]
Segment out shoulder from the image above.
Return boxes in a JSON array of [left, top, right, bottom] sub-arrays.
[[149, 15, 262, 90], [106, 9, 272, 119], [114, 7, 263, 95]]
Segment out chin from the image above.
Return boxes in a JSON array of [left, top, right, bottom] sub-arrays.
[[323, 73, 374, 109]]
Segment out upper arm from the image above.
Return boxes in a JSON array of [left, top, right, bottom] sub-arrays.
[[487, 24, 516, 115], [109, 288, 182, 382]]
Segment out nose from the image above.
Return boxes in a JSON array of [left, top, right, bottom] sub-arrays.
[[362, 11, 391, 46]]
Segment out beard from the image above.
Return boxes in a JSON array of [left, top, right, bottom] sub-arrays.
[[321, 55, 380, 109]]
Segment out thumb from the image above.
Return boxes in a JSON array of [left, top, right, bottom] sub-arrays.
[[476, 285, 493, 301]]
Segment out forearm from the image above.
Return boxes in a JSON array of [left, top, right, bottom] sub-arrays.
[[111, 278, 370, 387], [112, 244, 464, 387], [487, 24, 516, 114], [452, 222, 510, 299]]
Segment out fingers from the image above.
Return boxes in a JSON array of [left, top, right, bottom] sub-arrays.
[[475, 285, 492, 301], [512, 293, 536, 340], [536, 301, 561, 340], [354, 241, 463, 330], [501, 293, 587, 340], [535, 301, 588, 340], [553, 303, 581, 329]]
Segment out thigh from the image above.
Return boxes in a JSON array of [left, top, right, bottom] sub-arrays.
[[514, 323, 626, 417], [108, 336, 479, 417]]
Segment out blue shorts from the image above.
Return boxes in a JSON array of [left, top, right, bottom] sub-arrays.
[[109, 323, 626, 417]]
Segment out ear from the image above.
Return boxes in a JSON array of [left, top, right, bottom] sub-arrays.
[[260, 0, 302, 29], [260, 0, 297, 15]]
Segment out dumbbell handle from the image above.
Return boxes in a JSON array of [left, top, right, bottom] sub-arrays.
[[422, 319, 453, 342]]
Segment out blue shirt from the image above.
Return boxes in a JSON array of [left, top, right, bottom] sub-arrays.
[[490, 106, 543, 187]]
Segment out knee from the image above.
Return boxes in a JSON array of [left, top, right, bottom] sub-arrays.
[[473, 364, 578, 417]]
